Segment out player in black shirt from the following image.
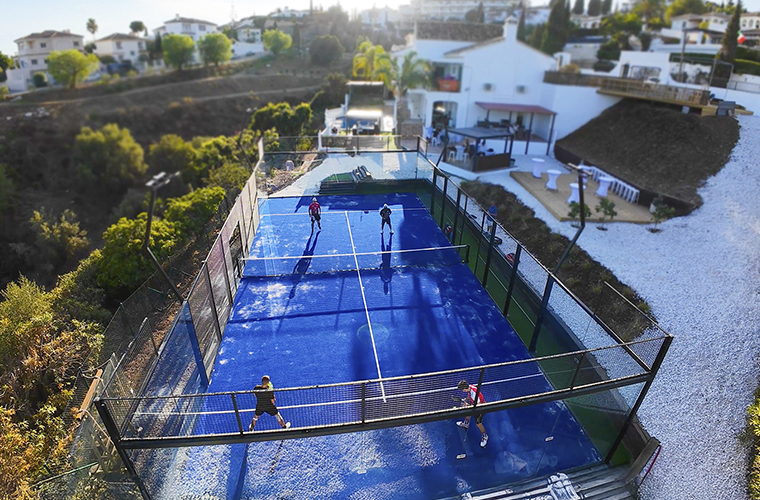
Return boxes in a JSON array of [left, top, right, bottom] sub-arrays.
[[249, 375, 291, 431], [380, 203, 394, 234]]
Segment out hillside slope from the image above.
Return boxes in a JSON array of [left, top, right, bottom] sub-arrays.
[[557, 99, 739, 207]]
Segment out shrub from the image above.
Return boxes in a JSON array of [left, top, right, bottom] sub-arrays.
[[29, 209, 89, 270], [97, 214, 179, 297], [164, 186, 226, 239], [32, 72, 47, 88], [560, 63, 581, 74], [50, 250, 110, 325], [309, 35, 345, 67], [72, 124, 147, 192], [0, 164, 15, 213], [593, 60, 616, 72], [0, 85, 8, 99], [735, 59, 760, 77], [148, 134, 197, 179], [208, 163, 249, 198]]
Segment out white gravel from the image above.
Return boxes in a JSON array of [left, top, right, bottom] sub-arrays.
[[477, 115, 760, 500]]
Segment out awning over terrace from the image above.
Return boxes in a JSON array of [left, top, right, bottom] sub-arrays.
[[474, 102, 557, 155]]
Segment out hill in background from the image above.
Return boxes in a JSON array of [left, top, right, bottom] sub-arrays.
[[557, 99, 739, 208]]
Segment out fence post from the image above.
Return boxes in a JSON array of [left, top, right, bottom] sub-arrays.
[[471, 367, 486, 417], [451, 189, 462, 243], [604, 336, 673, 464], [231, 394, 245, 434], [439, 176, 448, 227], [459, 197, 468, 246], [474, 212, 486, 276], [569, 352, 586, 389], [94, 400, 153, 500], [204, 264, 223, 341], [503, 245, 522, 317], [529, 275, 555, 352], [481, 220, 497, 288], [431, 169, 437, 216]]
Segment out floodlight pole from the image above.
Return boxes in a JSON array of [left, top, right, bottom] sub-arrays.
[[529, 164, 586, 352], [143, 171, 183, 303], [236, 108, 256, 172]]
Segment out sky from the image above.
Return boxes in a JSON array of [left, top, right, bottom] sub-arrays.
[[4, 0, 760, 56]]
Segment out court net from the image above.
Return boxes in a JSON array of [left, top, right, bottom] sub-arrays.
[[240, 244, 470, 278]]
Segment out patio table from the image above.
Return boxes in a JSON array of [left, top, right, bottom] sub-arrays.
[[567, 182, 585, 204], [596, 176, 614, 197], [545, 169, 562, 190], [531, 158, 545, 178]]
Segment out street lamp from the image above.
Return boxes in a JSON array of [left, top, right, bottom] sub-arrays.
[[143, 171, 183, 302], [237, 108, 255, 172]]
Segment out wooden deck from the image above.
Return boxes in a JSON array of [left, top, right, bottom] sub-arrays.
[[511, 171, 653, 224], [597, 78, 710, 108]]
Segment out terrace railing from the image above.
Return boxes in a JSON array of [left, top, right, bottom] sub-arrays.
[[598, 78, 711, 106]]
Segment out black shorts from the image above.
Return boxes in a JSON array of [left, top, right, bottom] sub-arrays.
[[311, 214, 321, 222], [473, 412, 484, 425], [255, 407, 279, 417]]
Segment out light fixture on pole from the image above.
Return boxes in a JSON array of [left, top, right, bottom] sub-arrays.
[[143, 171, 183, 303]]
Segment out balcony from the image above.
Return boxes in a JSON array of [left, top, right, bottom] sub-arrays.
[[431, 62, 462, 93]]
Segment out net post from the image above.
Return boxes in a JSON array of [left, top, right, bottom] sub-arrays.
[[451, 188, 462, 243], [474, 211, 486, 276], [361, 382, 367, 424], [204, 264, 223, 341], [465, 244, 471, 264], [569, 351, 586, 389], [503, 245, 522, 317], [231, 394, 245, 434], [471, 367, 486, 417], [459, 196, 468, 246], [431, 169, 437, 216], [440, 175, 448, 228]]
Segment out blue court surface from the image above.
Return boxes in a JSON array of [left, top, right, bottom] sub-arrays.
[[165, 193, 600, 499]]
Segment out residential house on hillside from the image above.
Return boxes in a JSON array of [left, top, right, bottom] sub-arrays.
[[94, 33, 148, 67], [570, 13, 605, 29], [741, 12, 760, 30], [268, 7, 310, 18], [405, 0, 522, 21], [395, 18, 561, 154], [230, 23, 265, 57], [360, 6, 400, 28], [153, 16, 218, 43], [9, 29, 85, 90]]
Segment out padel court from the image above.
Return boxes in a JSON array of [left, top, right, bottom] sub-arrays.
[[162, 193, 601, 499]]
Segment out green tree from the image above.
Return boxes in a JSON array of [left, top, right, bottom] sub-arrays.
[[86, 18, 98, 41], [72, 124, 147, 191], [396, 51, 430, 96], [587, 0, 602, 15], [192, 135, 246, 184], [222, 26, 238, 41], [149, 33, 163, 61], [292, 24, 302, 50], [198, 32, 233, 66], [97, 214, 179, 295], [29, 209, 89, 268], [129, 21, 146, 35], [597, 39, 622, 59], [352, 40, 393, 87], [208, 163, 249, 197], [594, 198, 617, 229], [46, 50, 99, 89], [572, 0, 585, 15], [602, 0, 613, 13], [567, 201, 591, 226], [0, 164, 14, 214], [528, 23, 546, 48], [541, 0, 570, 55], [149, 134, 198, 180], [720, 0, 742, 61], [251, 101, 313, 136], [162, 33, 195, 70], [32, 71, 47, 87], [633, 0, 665, 22], [465, 3, 486, 22], [263, 29, 293, 56], [164, 187, 226, 238], [310, 35, 345, 66], [518, 4, 528, 41], [0, 51, 12, 83], [666, 0, 706, 21], [311, 72, 348, 110]]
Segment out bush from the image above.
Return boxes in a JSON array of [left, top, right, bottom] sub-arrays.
[[0, 85, 8, 99], [32, 72, 47, 88], [29, 209, 89, 271], [560, 63, 581, 74], [50, 250, 110, 325], [597, 40, 621, 61], [148, 134, 197, 179], [735, 59, 760, 76], [309, 35, 345, 67], [208, 163, 249, 198], [0, 164, 15, 214], [737, 47, 760, 63], [72, 124, 147, 192], [164, 186, 225, 239], [97, 214, 179, 297], [594, 60, 616, 72]]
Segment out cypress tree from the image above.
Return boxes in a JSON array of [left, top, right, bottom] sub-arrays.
[[518, 3, 528, 41], [720, 0, 742, 61], [572, 0, 585, 15], [540, 0, 570, 54], [601, 0, 613, 14], [588, 0, 602, 16]]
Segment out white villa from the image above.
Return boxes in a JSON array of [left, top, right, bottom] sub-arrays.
[[94, 33, 147, 65], [394, 18, 620, 159], [570, 13, 605, 29], [230, 23, 265, 58], [741, 12, 760, 30], [661, 12, 730, 42], [153, 16, 218, 43], [359, 6, 400, 28], [8, 29, 85, 90], [404, 0, 523, 21]]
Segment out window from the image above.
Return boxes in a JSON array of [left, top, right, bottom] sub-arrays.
[[116, 42, 122, 49], [183, 23, 191, 31], [138, 42, 144, 50], [31, 59, 38, 65], [40, 42, 47, 48], [73, 41, 80, 47], [199, 24, 206, 31], [28, 41, 35, 49], [130, 51, 135, 55]]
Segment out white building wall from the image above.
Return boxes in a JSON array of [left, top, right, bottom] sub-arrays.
[[95, 39, 146, 63], [541, 84, 621, 141], [232, 41, 266, 57]]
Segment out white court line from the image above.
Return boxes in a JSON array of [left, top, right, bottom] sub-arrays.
[[345, 210, 387, 403], [241, 245, 466, 262]]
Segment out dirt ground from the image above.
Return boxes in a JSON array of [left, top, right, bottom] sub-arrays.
[[556, 99, 740, 208]]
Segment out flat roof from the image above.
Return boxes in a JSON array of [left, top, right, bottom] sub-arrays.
[[447, 126, 513, 139], [347, 81, 385, 87], [476, 102, 556, 115], [344, 109, 383, 119]]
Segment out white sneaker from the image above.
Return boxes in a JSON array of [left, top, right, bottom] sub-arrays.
[[480, 434, 489, 448], [390, 230, 394, 234], [456, 421, 469, 429], [284, 422, 291, 429]]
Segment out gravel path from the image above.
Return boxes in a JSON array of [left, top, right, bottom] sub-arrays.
[[477, 115, 760, 500]]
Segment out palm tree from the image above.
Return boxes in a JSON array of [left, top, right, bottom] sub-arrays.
[[633, 0, 665, 23], [396, 51, 430, 96], [352, 41, 392, 87], [86, 18, 98, 42]]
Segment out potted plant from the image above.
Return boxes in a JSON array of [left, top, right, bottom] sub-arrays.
[[595, 198, 617, 231], [567, 201, 591, 228]]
